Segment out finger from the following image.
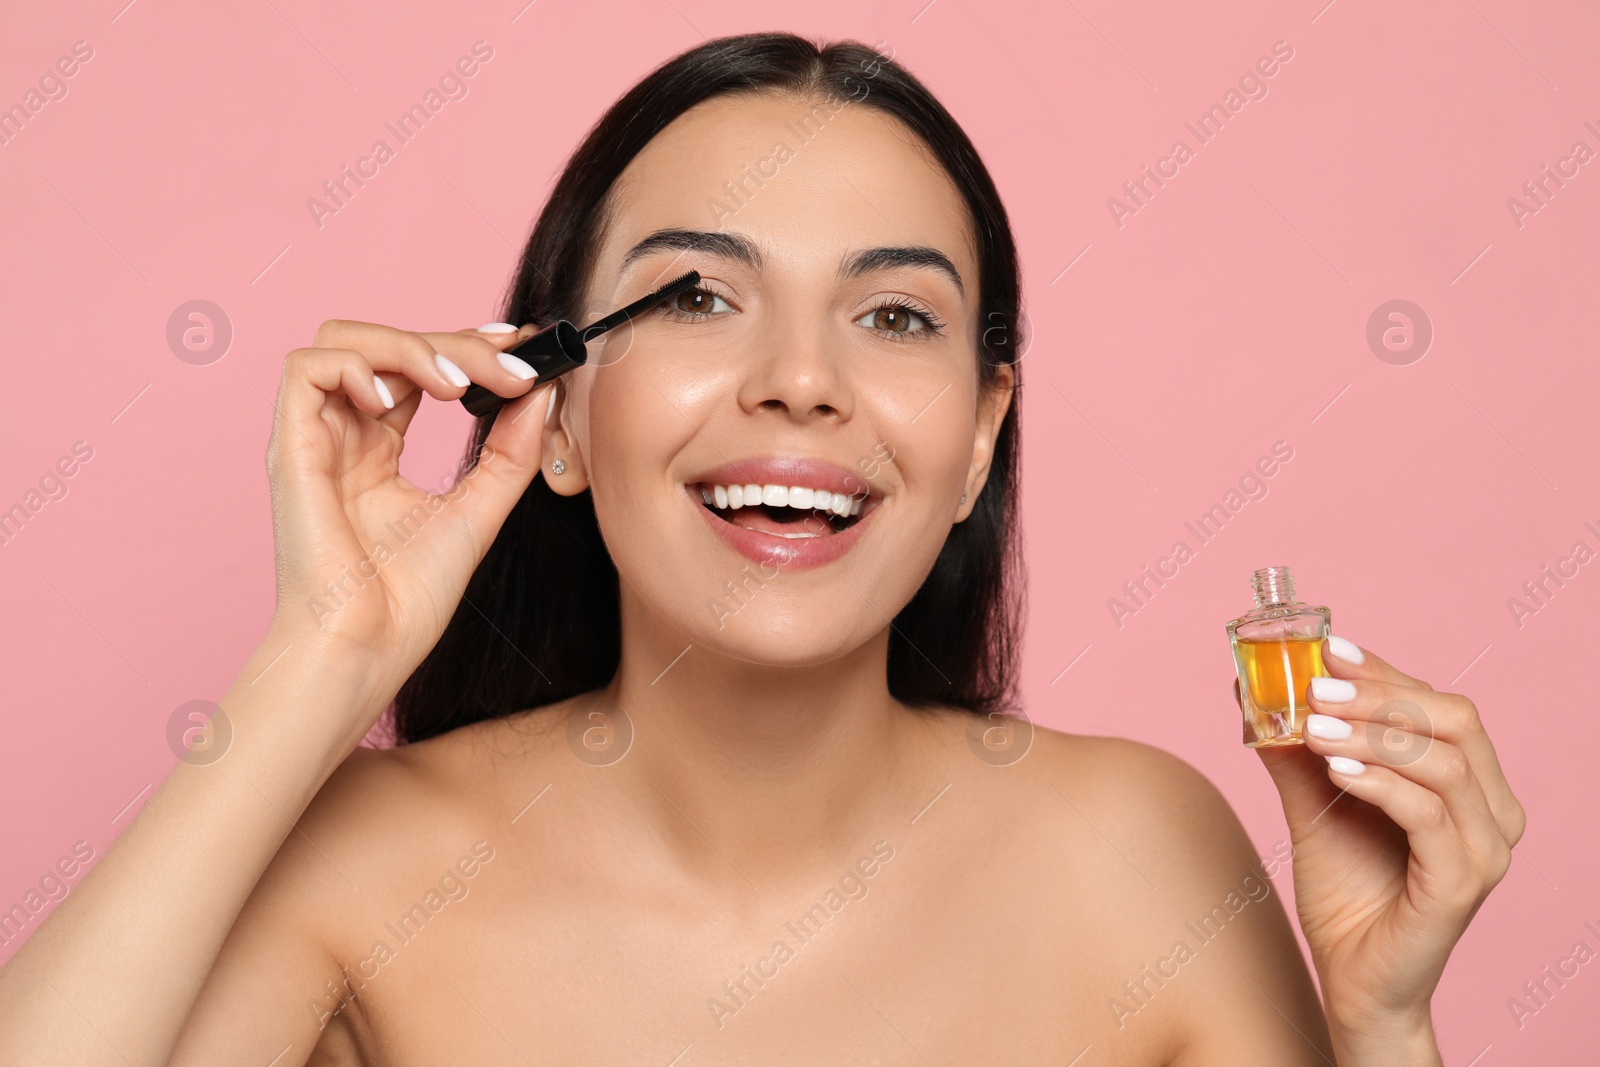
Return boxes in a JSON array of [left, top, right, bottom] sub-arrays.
[[278, 346, 397, 433], [1306, 676, 1498, 750], [454, 382, 556, 557], [375, 383, 426, 437], [1319, 636, 1433, 690], [269, 349, 395, 543], [310, 319, 507, 408], [1302, 719, 1506, 862], [1305, 676, 1523, 843], [374, 324, 538, 436], [423, 324, 543, 400], [1319, 760, 1482, 914], [1256, 741, 1348, 830]]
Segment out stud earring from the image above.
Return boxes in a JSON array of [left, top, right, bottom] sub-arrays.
[[551, 459, 566, 476], [961, 490, 968, 503]]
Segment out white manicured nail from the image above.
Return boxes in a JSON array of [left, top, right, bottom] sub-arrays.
[[1310, 676, 1357, 703], [1325, 635, 1365, 665], [1326, 755, 1366, 776], [434, 353, 470, 388], [497, 351, 537, 380], [1305, 713, 1352, 740], [478, 322, 517, 333], [373, 375, 395, 409], [543, 386, 558, 425]]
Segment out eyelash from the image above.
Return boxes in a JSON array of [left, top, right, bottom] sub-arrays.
[[656, 285, 947, 341]]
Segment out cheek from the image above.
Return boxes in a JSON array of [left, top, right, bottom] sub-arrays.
[[580, 350, 731, 467], [883, 394, 980, 501], [577, 358, 724, 551], [580, 375, 670, 509]]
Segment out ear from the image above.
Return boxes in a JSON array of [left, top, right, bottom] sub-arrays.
[[538, 380, 590, 495], [955, 362, 1014, 522]]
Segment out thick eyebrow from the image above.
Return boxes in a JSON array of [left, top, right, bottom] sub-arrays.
[[841, 245, 964, 297], [620, 228, 965, 297], [622, 228, 765, 272]]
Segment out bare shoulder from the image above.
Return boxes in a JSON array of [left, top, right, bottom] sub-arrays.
[[174, 711, 567, 1062], [221, 702, 577, 987], [993, 725, 1292, 915], [299, 704, 572, 883], [982, 721, 1327, 1062], [1027, 728, 1261, 860]]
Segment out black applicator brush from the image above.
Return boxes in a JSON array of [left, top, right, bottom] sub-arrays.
[[459, 269, 702, 418]]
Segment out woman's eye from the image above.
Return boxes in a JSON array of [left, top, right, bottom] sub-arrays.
[[663, 286, 734, 317], [854, 303, 939, 338]]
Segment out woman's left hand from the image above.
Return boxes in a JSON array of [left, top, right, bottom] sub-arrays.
[[1248, 637, 1525, 1060]]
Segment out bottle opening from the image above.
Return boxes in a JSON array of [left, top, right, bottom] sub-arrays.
[[1250, 566, 1296, 608]]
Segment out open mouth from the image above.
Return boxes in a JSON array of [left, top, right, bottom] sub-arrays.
[[693, 481, 867, 539]]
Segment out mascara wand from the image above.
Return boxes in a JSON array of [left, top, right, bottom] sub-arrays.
[[459, 269, 701, 417]]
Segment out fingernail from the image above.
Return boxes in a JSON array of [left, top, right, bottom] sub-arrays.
[[497, 351, 537, 381], [1305, 713, 1353, 740], [543, 385, 558, 425], [1326, 635, 1365, 665], [434, 353, 470, 388], [1311, 676, 1357, 703], [373, 375, 395, 409], [1326, 755, 1366, 776], [477, 322, 517, 333]]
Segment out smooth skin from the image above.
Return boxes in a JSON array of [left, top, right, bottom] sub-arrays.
[[0, 91, 1519, 1065]]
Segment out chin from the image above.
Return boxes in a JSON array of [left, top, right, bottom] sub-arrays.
[[682, 594, 881, 670]]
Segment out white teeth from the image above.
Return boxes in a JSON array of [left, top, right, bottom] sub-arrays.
[[694, 480, 870, 519]]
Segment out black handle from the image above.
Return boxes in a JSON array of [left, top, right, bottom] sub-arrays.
[[459, 319, 588, 418]]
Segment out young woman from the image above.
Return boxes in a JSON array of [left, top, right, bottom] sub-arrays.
[[0, 32, 1522, 1065]]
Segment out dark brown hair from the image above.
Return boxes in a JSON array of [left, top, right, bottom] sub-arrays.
[[393, 31, 1026, 743]]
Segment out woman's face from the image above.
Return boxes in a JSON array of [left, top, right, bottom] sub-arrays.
[[547, 90, 1013, 667]]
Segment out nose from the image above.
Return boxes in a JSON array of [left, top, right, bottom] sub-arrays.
[[735, 305, 854, 423]]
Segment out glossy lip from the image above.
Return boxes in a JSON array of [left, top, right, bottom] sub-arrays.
[[685, 456, 881, 571]]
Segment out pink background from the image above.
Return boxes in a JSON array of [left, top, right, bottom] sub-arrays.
[[2, 0, 1596, 1060]]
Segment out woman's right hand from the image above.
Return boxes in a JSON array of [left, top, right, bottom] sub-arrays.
[[264, 319, 555, 718]]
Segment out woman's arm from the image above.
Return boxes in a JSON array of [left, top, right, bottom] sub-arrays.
[[0, 631, 382, 1065], [167, 744, 434, 1065], [1256, 639, 1524, 1066], [0, 320, 552, 1064]]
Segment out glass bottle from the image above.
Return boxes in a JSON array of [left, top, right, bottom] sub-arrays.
[[1226, 566, 1332, 747]]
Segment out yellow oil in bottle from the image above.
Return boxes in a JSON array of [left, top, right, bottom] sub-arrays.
[[1236, 633, 1326, 745]]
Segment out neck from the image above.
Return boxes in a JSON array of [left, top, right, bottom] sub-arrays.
[[590, 587, 917, 887]]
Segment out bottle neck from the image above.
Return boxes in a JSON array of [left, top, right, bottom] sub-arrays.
[[1251, 566, 1296, 608]]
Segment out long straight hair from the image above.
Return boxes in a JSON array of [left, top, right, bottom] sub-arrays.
[[393, 32, 1026, 744]]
